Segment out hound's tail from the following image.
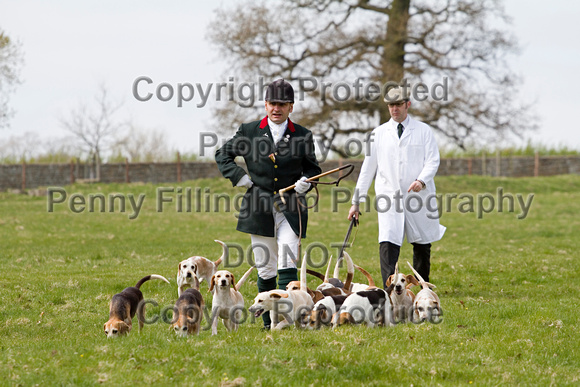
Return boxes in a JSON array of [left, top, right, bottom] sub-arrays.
[[234, 266, 255, 292], [406, 261, 436, 290], [353, 264, 375, 288], [342, 252, 355, 293], [213, 239, 227, 267], [300, 253, 308, 292], [135, 274, 170, 289], [323, 255, 333, 283], [333, 255, 341, 279], [306, 269, 325, 281]]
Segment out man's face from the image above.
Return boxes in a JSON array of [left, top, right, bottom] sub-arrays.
[[265, 101, 293, 124], [388, 100, 410, 123]]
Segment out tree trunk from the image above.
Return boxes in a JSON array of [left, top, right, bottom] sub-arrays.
[[380, 0, 410, 123]]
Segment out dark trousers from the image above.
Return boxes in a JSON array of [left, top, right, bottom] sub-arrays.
[[379, 241, 431, 288]]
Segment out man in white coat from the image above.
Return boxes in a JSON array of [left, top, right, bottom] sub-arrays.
[[348, 86, 446, 286]]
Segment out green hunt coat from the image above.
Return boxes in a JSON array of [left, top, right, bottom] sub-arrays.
[[215, 117, 322, 238]]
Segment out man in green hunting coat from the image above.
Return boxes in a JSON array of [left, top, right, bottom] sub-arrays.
[[215, 79, 321, 329]]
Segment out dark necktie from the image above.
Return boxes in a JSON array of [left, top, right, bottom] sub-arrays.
[[397, 123, 404, 138]]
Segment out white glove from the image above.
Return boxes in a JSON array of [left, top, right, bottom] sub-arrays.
[[294, 176, 311, 194], [236, 174, 253, 189]]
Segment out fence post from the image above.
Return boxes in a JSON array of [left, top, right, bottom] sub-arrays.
[[21, 160, 26, 191], [534, 151, 539, 177], [468, 158, 473, 176], [177, 152, 182, 183], [496, 150, 501, 177], [482, 153, 486, 176], [70, 159, 75, 184], [125, 158, 130, 183]]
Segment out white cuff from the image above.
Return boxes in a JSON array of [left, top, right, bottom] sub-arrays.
[[236, 174, 253, 188]]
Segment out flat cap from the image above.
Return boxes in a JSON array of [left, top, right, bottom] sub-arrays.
[[384, 86, 410, 104]]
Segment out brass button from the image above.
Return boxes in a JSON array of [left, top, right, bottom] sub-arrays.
[[274, 178, 278, 181], [274, 165, 278, 168], [274, 191, 277, 194]]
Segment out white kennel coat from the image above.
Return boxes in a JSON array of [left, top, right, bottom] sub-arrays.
[[353, 116, 446, 245]]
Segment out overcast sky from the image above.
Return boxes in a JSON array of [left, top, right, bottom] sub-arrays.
[[1, 0, 579, 158]]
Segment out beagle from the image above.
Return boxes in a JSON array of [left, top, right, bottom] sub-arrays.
[[208, 267, 254, 335], [332, 286, 393, 328], [287, 254, 352, 303], [104, 274, 170, 338], [406, 262, 441, 323], [313, 254, 353, 296], [307, 294, 348, 330], [386, 262, 419, 323], [249, 256, 313, 330], [171, 288, 205, 337], [177, 239, 226, 295], [350, 263, 376, 293], [298, 254, 355, 328], [306, 268, 344, 289], [322, 252, 375, 293]]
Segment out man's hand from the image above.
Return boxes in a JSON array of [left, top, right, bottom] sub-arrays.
[[236, 174, 253, 189], [294, 176, 311, 194], [407, 180, 424, 193], [348, 204, 360, 221]]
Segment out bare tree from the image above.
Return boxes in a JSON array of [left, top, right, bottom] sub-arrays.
[[0, 29, 24, 129], [0, 132, 41, 162], [60, 85, 127, 180], [207, 0, 536, 154], [112, 125, 172, 162]]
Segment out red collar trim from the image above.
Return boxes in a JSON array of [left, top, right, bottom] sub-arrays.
[[259, 117, 296, 133]]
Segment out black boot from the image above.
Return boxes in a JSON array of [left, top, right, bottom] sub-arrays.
[[257, 275, 277, 329], [379, 242, 401, 289]]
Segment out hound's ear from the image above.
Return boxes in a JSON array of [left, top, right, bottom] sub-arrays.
[[230, 274, 236, 288], [270, 293, 282, 299], [178, 263, 182, 275], [209, 275, 216, 292], [386, 275, 394, 287], [118, 322, 130, 334], [406, 274, 420, 287]]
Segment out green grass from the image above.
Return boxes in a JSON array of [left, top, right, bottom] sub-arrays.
[[1, 176, 579, 386]]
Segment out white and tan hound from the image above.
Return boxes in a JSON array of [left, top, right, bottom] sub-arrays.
[[177, 239, 226, 295], [209, 267, 254, 335]]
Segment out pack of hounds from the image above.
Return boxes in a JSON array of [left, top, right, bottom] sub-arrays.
[[104, 240, 442, 338]]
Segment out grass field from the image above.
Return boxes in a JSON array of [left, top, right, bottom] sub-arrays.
[[1, 175, 579, 386]]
